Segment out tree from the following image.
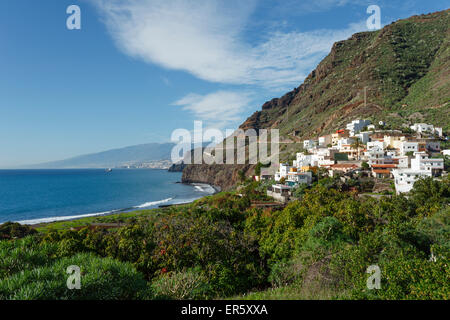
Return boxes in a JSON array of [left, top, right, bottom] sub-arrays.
[[409, 177, 450, 216], [351, 138, 363, 160], [361, 161, 370, 170], [238, 170, 246, 182]]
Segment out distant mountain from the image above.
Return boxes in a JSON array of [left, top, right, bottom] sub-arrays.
[[28, 143, 175, 169]]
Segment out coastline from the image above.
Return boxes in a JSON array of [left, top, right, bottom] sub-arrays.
[[24, 182, 220, 229]]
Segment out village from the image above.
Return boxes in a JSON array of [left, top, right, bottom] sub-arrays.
[[261, 120, 448, 203]]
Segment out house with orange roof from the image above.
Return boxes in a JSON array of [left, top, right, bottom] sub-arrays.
[[371, 164, 397, 179]]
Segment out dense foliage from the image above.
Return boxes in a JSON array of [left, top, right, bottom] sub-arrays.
[[0, 176, 448, 300]]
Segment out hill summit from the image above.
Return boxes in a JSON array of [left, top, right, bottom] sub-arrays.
[[240, 9, 449, 139]]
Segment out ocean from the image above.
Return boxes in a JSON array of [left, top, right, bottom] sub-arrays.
[[0, 169, 215, 225]]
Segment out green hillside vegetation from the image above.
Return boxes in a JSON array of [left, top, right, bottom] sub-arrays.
[[0, 175, 448, 300], [240, 10, 450, 140]]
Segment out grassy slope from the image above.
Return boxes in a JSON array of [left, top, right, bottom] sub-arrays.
[[33, 206, 189, 233]]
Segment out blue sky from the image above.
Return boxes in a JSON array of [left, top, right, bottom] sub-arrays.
[[0, 0, 448, 167]]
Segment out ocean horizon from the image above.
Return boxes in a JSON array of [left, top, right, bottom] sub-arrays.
[[0, 169, 215, 225]]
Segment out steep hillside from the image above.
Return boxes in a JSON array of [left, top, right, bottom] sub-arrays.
[[240, 9, 449, 137], [183, 9, 450, 189]]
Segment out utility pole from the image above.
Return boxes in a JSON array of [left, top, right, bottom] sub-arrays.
[[364, 86, 368, 107]]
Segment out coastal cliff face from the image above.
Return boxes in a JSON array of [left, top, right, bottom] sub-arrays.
[[182, 10, 450, 190], [182, 164, 254, 190]]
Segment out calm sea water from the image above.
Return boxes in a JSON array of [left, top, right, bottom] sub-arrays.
[[0, 169, 215, 225]]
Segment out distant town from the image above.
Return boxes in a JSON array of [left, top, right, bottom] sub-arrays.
[[116, 160, 173, 170], [262, 120, 448, 203]]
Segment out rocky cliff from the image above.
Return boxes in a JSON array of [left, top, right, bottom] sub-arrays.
[[182, 164, 254, 190]]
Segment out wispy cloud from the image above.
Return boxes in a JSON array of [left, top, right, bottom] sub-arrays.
[[92, 0, 370, 128], [93, 0, 367, 89], [172, 91, 253, 129]]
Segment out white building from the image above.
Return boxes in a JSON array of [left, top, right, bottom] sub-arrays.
[[400, 141, 419, 156], [318, 135, 332, 147], [337, 138, 355, 150], [393, 169, 432, 194], [443, 150, 450, 157], [294, 150, 335, 168], [275, 163, 292, 181], [394, 156, 409, 168], [267, 185, 291, 203], [355, 132, 370, 144], [346, 119, 371, 136], [411, 152, 444, 176], [303, 139, 317, 150], [365, 146, 385, 166], [294, 153, 314, 168], [287, 171, 313, 186], [393, 152, 444, 194], [410, 123, 443, 137], [367, 141, 384, 151]]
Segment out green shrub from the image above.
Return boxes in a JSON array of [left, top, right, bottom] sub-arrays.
[[0, 253, 149, 300], [0, 236, 59, 279], [0, 222, 37, 240], [152, 268, 212, 300]]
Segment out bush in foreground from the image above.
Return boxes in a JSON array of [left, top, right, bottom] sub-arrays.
[[0, 253, 149, 300]]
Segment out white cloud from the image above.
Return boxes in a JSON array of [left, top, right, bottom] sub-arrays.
[[172, 91, 253, 129], [92, 0, 369, 127], [92, 0, 367, 89]]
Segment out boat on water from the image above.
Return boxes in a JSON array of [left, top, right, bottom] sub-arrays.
[[105, 168, 113, 173]]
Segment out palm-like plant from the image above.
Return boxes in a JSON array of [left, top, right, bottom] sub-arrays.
[[351, 138, 363, 160]]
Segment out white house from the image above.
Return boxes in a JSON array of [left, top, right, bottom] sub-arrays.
[[400, 141, 419, 156], [287, 171, 313, 186], [393, 169, 432, 194], [367, 141, 385, 151], [337, 138, 355, 150], [303, 139, 317, 150], [355, 132, 370, 144], [318, 135, 332, 147], [394, 156, 409, 168], [275, 163, 292, 181], [346, 119, 371, 136], [411, 123, 434, 134], [294, 153, 314, 168], [411, 152, 444, 176], [393, 151, 444, 194], [365, 146, 385, 165], [267, 184, 291, 203], [410, 123, 443, 137], [294, 150, 335, 168]]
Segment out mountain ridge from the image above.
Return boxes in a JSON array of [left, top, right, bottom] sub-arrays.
[[240, 9, 449, 138], [26, 142, 175, 169]]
